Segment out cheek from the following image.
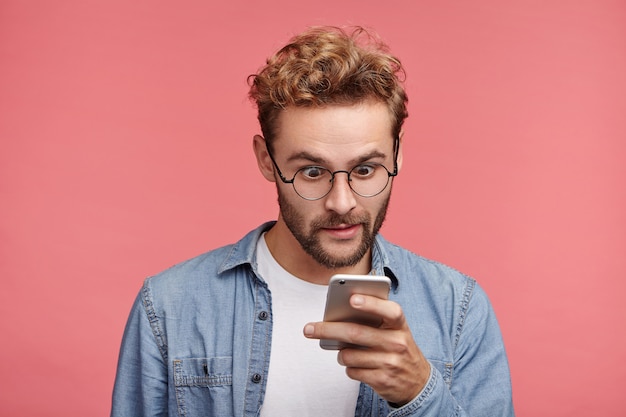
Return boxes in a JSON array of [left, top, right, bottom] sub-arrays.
[[366, 194, 392, 222], [279, 189, 319, 221], [302, 202, 327, 223], [364, 196, 388, 215]]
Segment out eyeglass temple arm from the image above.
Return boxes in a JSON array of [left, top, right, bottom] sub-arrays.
[[391, 136, 400, 176], [265, 144, 293, 184]]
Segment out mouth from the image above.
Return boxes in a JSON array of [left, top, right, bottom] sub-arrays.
[[320, 223, 362, 240]]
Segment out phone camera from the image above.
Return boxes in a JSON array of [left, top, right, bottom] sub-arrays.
[[339, 280, 346, 285]]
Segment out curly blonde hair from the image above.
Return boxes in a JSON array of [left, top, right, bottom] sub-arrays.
[[248, 26, 408, 147]]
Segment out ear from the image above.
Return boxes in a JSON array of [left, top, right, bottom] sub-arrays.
[[253, 134, 277, 182], [396, 131, 404, 172]]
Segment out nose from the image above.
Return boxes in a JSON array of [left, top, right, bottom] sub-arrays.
[[323, 172, 357, 215]]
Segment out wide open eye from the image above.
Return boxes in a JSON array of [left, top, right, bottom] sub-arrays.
[[299, 166, 330, 180], [351, 164, 377, 178]]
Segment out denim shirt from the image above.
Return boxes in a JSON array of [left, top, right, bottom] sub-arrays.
[[112, 222, 514, 417]]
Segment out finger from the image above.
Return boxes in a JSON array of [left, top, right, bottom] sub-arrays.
[[303, 321, 349, 341], [339, 346, 430, 406], [338, 348, 415, 403], [337, 329, 413, 366], [337, 347, 382, 369], [304, 321, 383, 348], [350, 294, 406, 329]]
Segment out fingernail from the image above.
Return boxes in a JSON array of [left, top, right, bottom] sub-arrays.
[[303, 324, 314, 337]]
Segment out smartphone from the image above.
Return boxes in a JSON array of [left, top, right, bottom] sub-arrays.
[[319, 274, 391, 350]]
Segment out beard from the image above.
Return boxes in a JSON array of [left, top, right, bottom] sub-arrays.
[[277, 188, 391, 269]]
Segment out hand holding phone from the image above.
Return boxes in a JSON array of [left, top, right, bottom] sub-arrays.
[[319, 274, 391, 350], [307, 274, 429, 405]]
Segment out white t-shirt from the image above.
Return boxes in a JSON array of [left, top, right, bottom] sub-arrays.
[[256, 234, 360, 416]]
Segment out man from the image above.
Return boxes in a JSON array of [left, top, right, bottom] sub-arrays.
[[112, 26, 514, 416]]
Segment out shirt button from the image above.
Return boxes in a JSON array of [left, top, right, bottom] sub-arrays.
[[258, 311, 269, 321], [252, 373, 262, 383]]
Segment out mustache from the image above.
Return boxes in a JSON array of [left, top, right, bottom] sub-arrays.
[[310, 213, 370, 229]]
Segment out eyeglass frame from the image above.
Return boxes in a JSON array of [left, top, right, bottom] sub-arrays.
[[265, 136, 400, 201]]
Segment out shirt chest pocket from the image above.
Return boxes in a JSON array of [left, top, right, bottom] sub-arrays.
[[173, 357, 234, 417]]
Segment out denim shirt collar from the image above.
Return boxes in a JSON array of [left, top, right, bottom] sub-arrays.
[[217, 221, 400, 291]]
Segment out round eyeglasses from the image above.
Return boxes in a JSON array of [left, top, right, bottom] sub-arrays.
[[266, 138, 399, 201]]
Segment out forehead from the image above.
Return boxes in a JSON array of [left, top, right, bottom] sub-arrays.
[[273, 101, 395, 160]]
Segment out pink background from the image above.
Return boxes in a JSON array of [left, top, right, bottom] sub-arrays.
[[1, 1, 625, 415]]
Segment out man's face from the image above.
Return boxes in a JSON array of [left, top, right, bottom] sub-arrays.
[[270, 101, 400, 269]]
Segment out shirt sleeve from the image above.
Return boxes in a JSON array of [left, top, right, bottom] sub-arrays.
[[111, 285, 169, 417]]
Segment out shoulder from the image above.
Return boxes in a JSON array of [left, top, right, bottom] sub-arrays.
[[142, 222, 273, 302], [376, 236, 493, 314], [376, 236, 473, 290], [140, 244, 236, 306]]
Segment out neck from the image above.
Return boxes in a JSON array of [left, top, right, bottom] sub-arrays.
[[264, 220, 371, 285]]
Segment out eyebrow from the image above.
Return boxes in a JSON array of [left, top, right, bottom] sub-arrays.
[[286, 150, 388, 167]]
